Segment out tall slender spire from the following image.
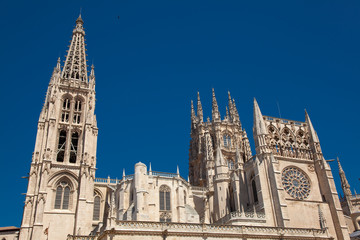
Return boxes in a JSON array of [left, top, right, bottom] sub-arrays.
[[253, 98, 267, 136], [197, 92, 203, 122], [228, 91, 234, 121], [337, 157, 352, 197], [56, 57, 61, 71], [89, 64, 95, 87], [232, 98, 240, 124], [61, 14, 88, 82], [191, 100, 196, 120], [305, 110, 319, 143], [212, 88, 220, 121]]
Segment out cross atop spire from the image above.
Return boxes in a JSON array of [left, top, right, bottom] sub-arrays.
[[61, 15, 88, 82]]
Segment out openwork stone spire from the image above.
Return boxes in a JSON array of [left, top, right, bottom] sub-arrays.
[[61, 14, 88, 82]]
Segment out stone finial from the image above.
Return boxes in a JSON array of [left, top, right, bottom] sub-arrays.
[[90, 64, 95, 77], [232, 98, 240, 124], [197, 92, 203, 122], [337, 157, 352, 198], [228, 91, 234, 121], [122, 169, 125, 178], [191, 100, 196, 120], [212, 88, 220, 121], [56, 57, 61, 71]]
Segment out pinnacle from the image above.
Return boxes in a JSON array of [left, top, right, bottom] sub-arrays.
[[76, 13, 84, 24], [253, 98, 266, 135]]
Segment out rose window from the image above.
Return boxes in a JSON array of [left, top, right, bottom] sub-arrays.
[[282, 167, 310, 200]]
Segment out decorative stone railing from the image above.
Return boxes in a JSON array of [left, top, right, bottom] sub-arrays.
[[150, 171, 178, 178], [90, 220, 329, 239], [264, 115, 305, 126], [94, 177, 120, 185], [216, 209, 266, 225]]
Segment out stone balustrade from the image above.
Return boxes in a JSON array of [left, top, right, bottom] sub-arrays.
[[216, 209, 266, 225], [67, 220, 329, 240]]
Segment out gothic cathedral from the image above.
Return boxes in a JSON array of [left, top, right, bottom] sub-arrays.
[[19, 15, 359, 240]]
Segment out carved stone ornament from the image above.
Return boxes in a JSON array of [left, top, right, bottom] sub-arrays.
[[282, 166, 311, 200], [308, 164, 315, 172]]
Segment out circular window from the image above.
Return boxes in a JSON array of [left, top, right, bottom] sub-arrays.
[[282, 166, 311, 200]]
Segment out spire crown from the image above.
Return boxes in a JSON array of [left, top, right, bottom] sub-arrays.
[[61, 15, 88, 82]]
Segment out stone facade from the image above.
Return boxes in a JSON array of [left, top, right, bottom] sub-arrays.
[[18, 15, 356, 240]]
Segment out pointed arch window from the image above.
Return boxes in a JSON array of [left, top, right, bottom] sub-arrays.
[[223, 134, 231, 148], [69, 132, 79, 163], [159, 185, 171, 211], [93, 193, 101, 221], [61, 98, 71, 123], [73, 100, 82, 124], [57, 130, 67, 162], [251, 175, 259, 204], [54, 181, 71, 209]]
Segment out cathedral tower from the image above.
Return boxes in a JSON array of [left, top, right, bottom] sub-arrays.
[[19, 15, 98, 240], [189, 90, 252, 222]]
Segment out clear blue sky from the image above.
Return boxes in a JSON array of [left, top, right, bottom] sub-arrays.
[[0, 0, 359, 227]]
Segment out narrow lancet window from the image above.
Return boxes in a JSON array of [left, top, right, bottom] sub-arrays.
[[69, 132, 79, 163], [57, 130, 67, 162], [61, 98, 71, 123], [159, 185, 171, 211], [251, 177, 259, 204], [54, 181, 71, 209], [73, 100, 82, 124], [93, 195, 101, 221]]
